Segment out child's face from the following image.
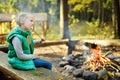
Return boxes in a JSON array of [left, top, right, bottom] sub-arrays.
[[23, 15, 35, 30]]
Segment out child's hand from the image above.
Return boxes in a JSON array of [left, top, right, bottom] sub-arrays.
[[34, 54, 40, 58], [40, 38, 45, 42]]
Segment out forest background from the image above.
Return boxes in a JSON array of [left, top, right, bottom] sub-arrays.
[[0, 0, 120, 41]]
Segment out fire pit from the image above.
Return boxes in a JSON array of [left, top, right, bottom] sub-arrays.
[[58, 43, 120, 80]]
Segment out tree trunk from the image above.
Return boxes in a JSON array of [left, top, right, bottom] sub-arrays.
[[113, 0, 120, 38], [60, 0, 72, 55], [112, 0, 117, 38], [98, 0, 103, 27], [60, 0, 70, 39]]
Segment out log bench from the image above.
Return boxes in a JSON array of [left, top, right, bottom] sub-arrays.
[[0, 51, 72, 80], [0, 33, 7, 44]]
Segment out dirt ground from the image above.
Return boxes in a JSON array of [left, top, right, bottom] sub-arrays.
[[34, 44, 70, 72]]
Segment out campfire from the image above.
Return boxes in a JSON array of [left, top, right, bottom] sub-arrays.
[[82, 44, 120, 72], [58, 43, 120, 80]]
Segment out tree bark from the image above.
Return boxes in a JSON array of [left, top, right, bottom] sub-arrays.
[[112, 0, 117, 38], [113, 0, 120, 38], [98, 0, 103, 27], [60, 0, 70, 39]]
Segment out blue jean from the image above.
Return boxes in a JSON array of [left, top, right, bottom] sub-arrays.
[[33, 58, 52, 70]]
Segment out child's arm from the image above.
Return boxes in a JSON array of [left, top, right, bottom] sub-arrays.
[[33, 40, 41, 44], [33, 38, 45, 44], [12, 37, 37, 60]]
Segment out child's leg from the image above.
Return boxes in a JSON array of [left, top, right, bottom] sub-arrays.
[[33, 58, 52, 70]]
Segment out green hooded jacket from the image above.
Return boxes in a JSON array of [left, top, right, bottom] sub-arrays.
[[6, 27, 36, 70]]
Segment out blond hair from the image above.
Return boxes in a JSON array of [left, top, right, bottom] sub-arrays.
[[16, 12, 33, 26]]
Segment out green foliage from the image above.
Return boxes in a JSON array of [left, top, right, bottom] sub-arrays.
[[46, 25, 61, 40], [87, 8, 93, 13], [103, 0, 111, 9], [48, 8, 55, 15], [68, 0, 95, 11], [35, 22, 114, 40], [69, 21, 114, 39], [32, 0, 39, 7], [10, 0, 17, 6], [33, 70, 43, 76], [33, 24, 61, 40], [68, 14, 79, 28], [85, 20, 114, 39], [0, 0, 19, 13], [45, 0, 57, 4], [72, 4, 84, 11]]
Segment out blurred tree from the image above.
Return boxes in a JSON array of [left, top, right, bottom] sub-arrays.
[[113, 0, 120, 38], [68, 0, 95, 21], [112, 0, 117, 38], [60, 0, 70, 39], [0, 0, 19, 13]]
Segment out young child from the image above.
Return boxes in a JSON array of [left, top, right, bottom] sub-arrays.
[[6, 12, 52, 70]]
